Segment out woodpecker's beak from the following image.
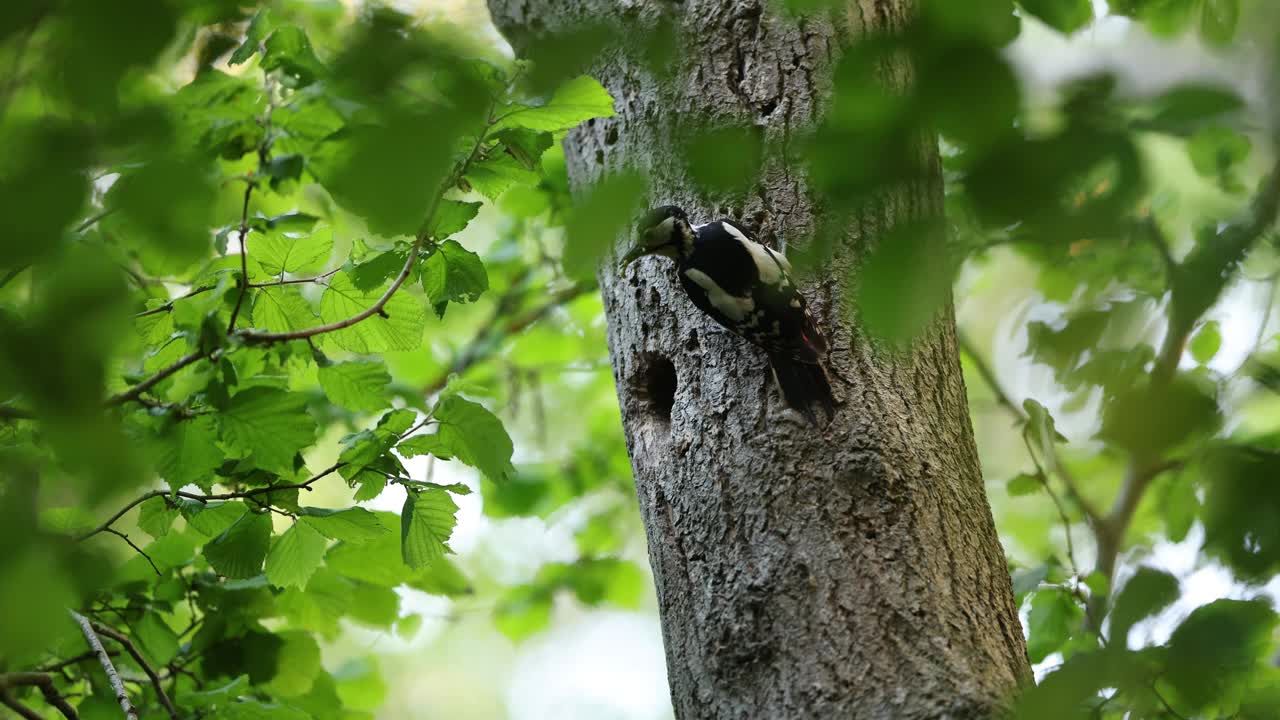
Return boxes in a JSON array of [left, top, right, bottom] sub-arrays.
[[619, 245, 648, 269]]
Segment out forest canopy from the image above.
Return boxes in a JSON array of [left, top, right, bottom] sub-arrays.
[[1, 0, 1279, 718]]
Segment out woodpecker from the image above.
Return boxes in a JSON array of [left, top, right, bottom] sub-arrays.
[[620, 205, 836, 424]]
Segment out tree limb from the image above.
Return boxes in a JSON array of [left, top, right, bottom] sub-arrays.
[[87, 621, 180, 720], [69, 610, 137, 720], [0, 672, 80, 720]]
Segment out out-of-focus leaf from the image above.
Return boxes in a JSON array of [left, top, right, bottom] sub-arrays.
[[1100, 376, 1219, 457], [1007, 472, 1043, 497], [1110, 566, 1179, 644], [1200, 0, 1240, 47], [1165, 599, 1278, 711], [1027, 588, 1083, 663], [1018, 0, 1093, 35], [563, 170, 646, 281], [1201, 446, 1280, 581], [1189, 320, 1222, 364], [1188, 126, 1251, 193], [857, 219, 955, 346], [261, 26, 325, 88]]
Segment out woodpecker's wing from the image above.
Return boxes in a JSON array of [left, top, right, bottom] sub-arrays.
[[676, 221, 826, 363]]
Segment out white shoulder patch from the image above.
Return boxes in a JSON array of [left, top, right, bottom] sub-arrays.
[[722, 223, 789, 286], [684, 268, 755, 321]]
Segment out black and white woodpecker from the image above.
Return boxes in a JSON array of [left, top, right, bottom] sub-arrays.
[[620, 205, 836, 424]]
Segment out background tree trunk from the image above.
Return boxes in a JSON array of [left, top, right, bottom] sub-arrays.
[[489, 0, 1031, 717]]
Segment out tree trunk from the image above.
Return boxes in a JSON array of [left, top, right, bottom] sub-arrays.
[[488, 1, 1030, 717]]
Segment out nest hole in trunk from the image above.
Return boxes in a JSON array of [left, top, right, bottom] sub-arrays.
[[632, 352, 677, 424]]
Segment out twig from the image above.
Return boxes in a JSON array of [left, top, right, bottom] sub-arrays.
[[238, 103, 497, 347], [247, 268, 341, 288], [69, 610, 137, 720], [424, 281, 595, 394], [1022, 433, 1080, 578], [105, 350, 209, 407], [960, 332, 1101, 525], [88, 621, 180, 720], [957, 331, 1027, 424], [134, 285, 216, 318], [75, 208, 116, 234], [0, 690, 44, 720], [104, 529, 161, 575], [0, 673, 80, 720], [226, 178, 256, 334], [34, 651, 111, 674], [76, 463, 344, 541]]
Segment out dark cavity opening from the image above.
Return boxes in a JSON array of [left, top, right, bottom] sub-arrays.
[[634, 353, 677, 423]]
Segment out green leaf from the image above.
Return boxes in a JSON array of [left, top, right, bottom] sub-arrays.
[[1027, 589, 1082, 663], [219, 387, 317, 474], [317, 361, 391, 413], [400, 489, 458, 569], [261, 26, 325, 88], [299, 507, 389, 543], [1200, 0, 1239, 46], [134, 614, 180, 667], [494, 75, 616, 132], [229, 9, 272, 65], [857, 219, 956, 346], [435, 395, 515, 483], [495, 128, 554, 170], [1189, 125, 1251, 192], [203, 511, 272, 579], [1190, 320, 1222, 364], [1006, 472, 1043, 497], [319, 272, 426, 353], [138, 496, 178, 538], [563, 170, 646, 281], [1017, 0, 1092, 34], [268, 632, 322, 696], [252, 287, 319, 334], [494, 585, 553, 642], [265, 520, 328, 589], [157, 416, 223, 492], [421, 239, 489, 317], [1166, 599, 1278, 710], [1110, 566, 1179, 644], [178, 500, 248, 537], [397, 433, 455, 460], [464, 154, 540, 200], [252, 226, 332, 276], [428, 200, 482, 240]]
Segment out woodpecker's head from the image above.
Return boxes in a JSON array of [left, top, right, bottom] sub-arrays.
[[621, 205, 694, 268]]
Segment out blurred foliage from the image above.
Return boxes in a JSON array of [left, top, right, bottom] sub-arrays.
[[0, 2, 635, 718], [2, 0, 1280, 719]]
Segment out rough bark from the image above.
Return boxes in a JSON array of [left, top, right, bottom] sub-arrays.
[[488, 1, 1031, 717]]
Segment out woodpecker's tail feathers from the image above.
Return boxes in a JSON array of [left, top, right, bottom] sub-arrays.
[[768, 352, 836, 425]]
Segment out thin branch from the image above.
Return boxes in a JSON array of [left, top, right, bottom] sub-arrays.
[[0, 690, 44, 720], [134, 285, 216, 318], [0, 673, 80, 720], [1023, 433, 1080, 578], [76, 463, 344, 542], [958, 331, 1026, 424], [69, 610, 137, 720], [247, 267, 341, 288], [0, 265, 27, 290], [88, 621, 180, 720], [961, 332, 1102, 525], [104, 529, 160, 575], [226, 178, 256, 334], [424, 280, 595, 395], [34, 651, 111, 674], [75, 208, 116, 234], [105, 350, 208, 407]]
